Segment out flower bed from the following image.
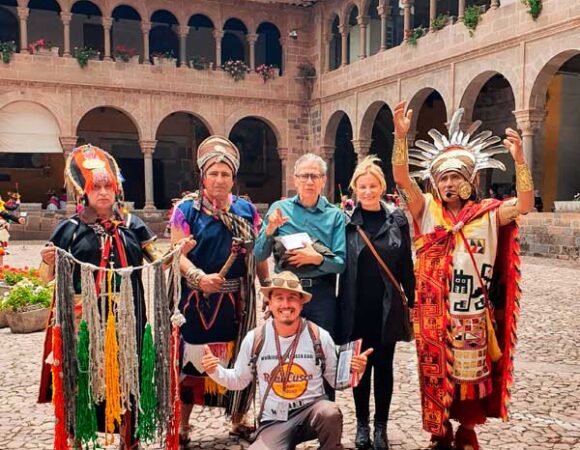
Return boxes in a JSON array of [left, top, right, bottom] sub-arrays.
[[222, 59, 250, 81]]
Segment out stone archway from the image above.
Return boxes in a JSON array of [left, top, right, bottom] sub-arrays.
[[76, 107, 143, 207], [328, 15, 341, 71], [530, 52, 580, 210], [155, 112, 211, 208], [0, 101, 63, 204], [28, 0, 63, 52], [468, 74, 516, 197], [0, 1, 19, 49], [333, 114, 356, 202], [228, 117, 281, 204], [409, 88, 447, 144], [111, 5, 142, 62], [361, 102, 395, 193], [256, 22, 282, 74], [150, 9, 179, 64], [222, 18, 248, 64]]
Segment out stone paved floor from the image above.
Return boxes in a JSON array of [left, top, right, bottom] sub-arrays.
[[1, 242, 579, 449]]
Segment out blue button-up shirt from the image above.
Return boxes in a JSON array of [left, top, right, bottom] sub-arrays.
[[254, 195, 346, 277]]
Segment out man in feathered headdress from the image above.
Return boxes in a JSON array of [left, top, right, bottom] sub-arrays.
[[170, 136, 270, 445], [391, 101, 533, 450]]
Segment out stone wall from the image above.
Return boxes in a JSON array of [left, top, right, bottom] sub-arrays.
[[519, 212, 580, 260]]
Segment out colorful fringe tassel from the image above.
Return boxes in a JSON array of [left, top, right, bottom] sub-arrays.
[[75, 320, 98, 449], [52, 325, 70, 450], [165, 325, 181, 450], [137, 324, 158, 443], [104, 271, 121, 442]]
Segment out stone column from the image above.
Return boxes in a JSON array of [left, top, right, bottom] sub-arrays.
[[17, 7, 28, 52], [103, 17, 112, 61], [429, 0, 436, 32], [377, 4, 389, 51], [352, 139, 372, 163], [247, 33, 258, 70], [61, 12, 72, 57], [491, 0, 500, 10], [403, 0, 413, 42], [513, 109, 544, 169], [179, 25, 189, 67], [458, 0, 466, 21], [140, 140, 157, 210], [338, 24, 349, 67], [213, 29, 224, 67], [60, 136, 78, 212], [320, 145, 336, 200], [141, 22, 151, 64], [357, 15, 368, 60]]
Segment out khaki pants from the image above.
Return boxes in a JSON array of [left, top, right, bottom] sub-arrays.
[[250, 399, 344, 450]]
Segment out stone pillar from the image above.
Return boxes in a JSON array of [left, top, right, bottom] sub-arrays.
[[357, 16, 368, 60], [103, 17, 112, 61], [491, 0, 500, 10], [213, 29, 224, 67], [17, 7, 28, 52], [458, 0, 466, 22], [352, 139, 372, 163], [61, 12, 72, 57], [60, 136, 78, 212], [247, 33, 258, 70], [179, 25, 189, 67], [320, 145, 336, 200], [338, 24, 349, 67], [141, 22, 151, 64], [377, 4, 389, 51], [140, 140, 157, 210], [429, 0, 436, 32], [403, 0, 413, 42], [513, 109, 544, 169]]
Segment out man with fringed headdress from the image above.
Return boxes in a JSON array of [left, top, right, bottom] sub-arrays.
[[391, 102, 533, 450], [170, 136, 270, 446], [38, 144, 194, 450]]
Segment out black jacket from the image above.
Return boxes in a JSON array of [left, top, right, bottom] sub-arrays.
[[338, 202, 415, 345]]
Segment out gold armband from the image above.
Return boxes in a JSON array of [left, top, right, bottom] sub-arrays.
[[392, 136, 409, 166], [143, 242, 164, 262], [515, 162, 533, 192]]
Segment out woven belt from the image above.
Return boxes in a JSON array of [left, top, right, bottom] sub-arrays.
[[194, 278, 241, 293]]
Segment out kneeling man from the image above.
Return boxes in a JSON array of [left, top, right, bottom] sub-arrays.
[[202, 271, 372, 450]]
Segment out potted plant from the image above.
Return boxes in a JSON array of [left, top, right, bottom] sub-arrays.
[[463, 5, 481, 36], [0, 40, 16, 64], [0, 265, 42, 327], [222, 59, 250, 81], [28, 38, 59, 56], [297, 62, 316, 79], [431, 13, 450, 31], [256, 64, 278, 83], [522, 0, 542, 20], [189, 55, 211, 70], [2, 278, 52, 333], [152, 50, 177, 66], [73, 46, 99, 68], [406, 27, 427, 46], [113, 44, 138, 63]]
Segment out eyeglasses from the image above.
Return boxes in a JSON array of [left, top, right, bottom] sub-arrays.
[[271, 278, 301, 289], [295, 173, 324, 182]]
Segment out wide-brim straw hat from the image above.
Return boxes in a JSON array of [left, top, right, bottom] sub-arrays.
[[260, 271, 312, 303]]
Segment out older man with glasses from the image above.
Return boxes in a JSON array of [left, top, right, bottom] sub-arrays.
[[255, 153, 346, 341]]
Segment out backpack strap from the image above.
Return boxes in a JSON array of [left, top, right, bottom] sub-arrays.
[[306, 321, 326, 375], [250, 323, 266, 378]]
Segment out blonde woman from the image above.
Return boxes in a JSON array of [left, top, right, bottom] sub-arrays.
[[339, 156, 415, 450]]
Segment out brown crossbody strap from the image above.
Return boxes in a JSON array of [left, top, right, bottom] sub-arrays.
[[356, 226, 408, 307]]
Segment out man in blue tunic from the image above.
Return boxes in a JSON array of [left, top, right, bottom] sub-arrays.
[[170, 136, 270, 446], [254, 153, 346, 340]]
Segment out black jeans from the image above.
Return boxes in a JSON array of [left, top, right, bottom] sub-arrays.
[[353, 340, 396, 424]]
